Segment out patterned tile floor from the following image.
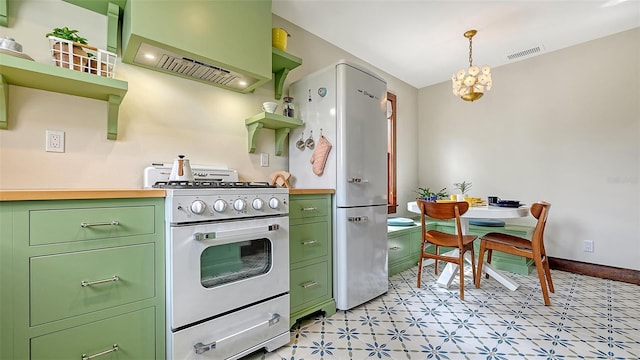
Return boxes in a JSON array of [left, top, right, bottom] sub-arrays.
[[243, 264, 640, 359]]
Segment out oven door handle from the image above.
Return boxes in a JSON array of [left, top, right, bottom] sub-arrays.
[[193, 313, 281, 354], [193, 224, 281, 241]]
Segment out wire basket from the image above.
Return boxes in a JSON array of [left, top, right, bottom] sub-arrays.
[[48, 36, 117, 78]]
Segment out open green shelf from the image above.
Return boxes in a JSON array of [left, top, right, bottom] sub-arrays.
[[0, 54, 128, 139], [245, 111, 303, 156], [272, 47, 302, 100]]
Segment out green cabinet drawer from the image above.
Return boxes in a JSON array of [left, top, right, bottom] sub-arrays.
[[289, 197, 329, 220], [30, 206, 156, 245], [388, 233, 412, 263], [30, 307, 156, 360], [290, 221, 329, 262], [30, 244, 155, 326], [290, 261, 331, 309]]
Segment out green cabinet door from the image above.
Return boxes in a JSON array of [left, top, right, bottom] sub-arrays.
[[290, 221, 329, 262], [30, 243, 155, 325], [290, 261, 331, 310], [30, 307, 156, 360]]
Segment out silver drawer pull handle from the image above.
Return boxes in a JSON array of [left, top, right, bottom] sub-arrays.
[[194, 313, 280, 354], [81, 275, 119, 287], [82, 344, 118, 360], [390, 246, 401, 251], [301, 281, 318, 289], [302, 240, 318, 245], [80, 220, 119, 228], [301, 207, 317, 211], [348, 216, 369, 223]]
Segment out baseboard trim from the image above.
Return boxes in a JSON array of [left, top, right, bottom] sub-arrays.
[[549, 257, 640, 285]]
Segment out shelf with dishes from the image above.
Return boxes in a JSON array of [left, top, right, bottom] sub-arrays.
[[0, 53, 128, 140], [245, 112, 303, 156]]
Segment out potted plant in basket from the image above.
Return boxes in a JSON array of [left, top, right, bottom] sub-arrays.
[[45, 27, 89, 71]]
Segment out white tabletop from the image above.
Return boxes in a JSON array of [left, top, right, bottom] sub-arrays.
[[407, 201, 529, 219]]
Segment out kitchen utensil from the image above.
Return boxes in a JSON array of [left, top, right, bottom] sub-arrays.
[[272, 28, 289, 51], [296, 132, 305, 150], [305, 131, 315, 149], [262, 102, 278, 113], [169, 155, 194, 181]]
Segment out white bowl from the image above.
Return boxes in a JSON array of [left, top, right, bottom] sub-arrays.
[[262, 102, 278, 113]]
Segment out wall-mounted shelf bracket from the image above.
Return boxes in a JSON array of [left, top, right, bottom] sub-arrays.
[[245, 112, 303, 156], [272, 47, 302, 100]]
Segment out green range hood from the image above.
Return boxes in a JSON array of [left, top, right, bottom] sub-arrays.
[[122, 0, 272, 93]]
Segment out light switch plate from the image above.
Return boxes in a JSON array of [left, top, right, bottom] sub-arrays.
[[260, 153, 269, 167]]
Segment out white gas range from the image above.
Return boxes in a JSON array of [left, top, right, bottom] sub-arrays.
[[144, 164, 290, 360]]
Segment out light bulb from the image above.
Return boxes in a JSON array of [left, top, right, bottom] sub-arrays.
[[464, 76, 476, 87]]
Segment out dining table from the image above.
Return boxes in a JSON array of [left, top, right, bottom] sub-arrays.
[[407, 201, 530, 291]]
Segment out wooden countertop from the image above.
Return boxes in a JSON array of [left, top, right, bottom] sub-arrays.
[[0, 189, 166, 201], [289, 188, 335, 195]]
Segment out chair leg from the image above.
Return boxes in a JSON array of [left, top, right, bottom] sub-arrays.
[[417, 256, 424, 288], [434, 246, 439, 275], [476, 241, 486, 288], [542, 255, 555, 293], [485, 248, 492, 279], [470, 247, 477, 285], [534, 256, 551, 306], [459, 256, 465, 300]]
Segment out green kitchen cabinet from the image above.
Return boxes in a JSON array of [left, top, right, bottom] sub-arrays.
[[289, 193, 336, 326], [0, 197, 165, 359], [387, 222, 424, 277]]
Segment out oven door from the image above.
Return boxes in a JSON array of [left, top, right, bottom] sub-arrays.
[[168, 216, 289, 330]]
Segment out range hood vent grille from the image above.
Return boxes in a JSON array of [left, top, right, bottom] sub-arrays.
[[157, 55, 239, 86], [131, 42, 259, 91]]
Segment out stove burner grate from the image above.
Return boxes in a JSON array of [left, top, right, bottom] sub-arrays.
[[153, 181, 275, 189]]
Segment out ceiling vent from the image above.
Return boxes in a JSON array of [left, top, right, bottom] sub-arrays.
[[506, 45, 545, 61]]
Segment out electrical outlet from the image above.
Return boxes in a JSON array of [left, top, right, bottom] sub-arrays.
[[583, 240, 594, 253], [260, 152, 269, 167], [46, 130, 65, 153]]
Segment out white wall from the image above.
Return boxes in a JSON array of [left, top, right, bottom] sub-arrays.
[[418, 28, 640, 270], [0, 1, 419, 198]]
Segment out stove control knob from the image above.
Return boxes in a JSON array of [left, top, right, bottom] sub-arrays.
[[233, 199, 246, 212], [213, 199, 227, 213], [268, 197, 280, 209], [252, 198, 264, 210], [190, 200, 207, 215]]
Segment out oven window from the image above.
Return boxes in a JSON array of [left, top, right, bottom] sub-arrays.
[[200, 238, 272, 288]]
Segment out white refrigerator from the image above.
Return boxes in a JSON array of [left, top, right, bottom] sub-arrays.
[[288, 61, 388, 310]]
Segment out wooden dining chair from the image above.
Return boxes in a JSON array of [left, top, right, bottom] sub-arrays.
[[416, 200, 478, 300], [475, 201, 554, 305]]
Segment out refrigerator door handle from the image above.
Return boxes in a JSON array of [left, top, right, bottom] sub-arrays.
[[347, 216, 369, 223], [347, 178, 369, 183]]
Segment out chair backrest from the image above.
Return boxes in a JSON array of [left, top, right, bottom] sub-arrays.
[[418, 200, 470, 240], [530, 201, 551, 254]]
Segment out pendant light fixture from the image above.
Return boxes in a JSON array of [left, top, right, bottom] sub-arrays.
[[452, 29, 492, 102]]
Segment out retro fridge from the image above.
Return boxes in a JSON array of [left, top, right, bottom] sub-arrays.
[[288, 60, 388, 310]]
